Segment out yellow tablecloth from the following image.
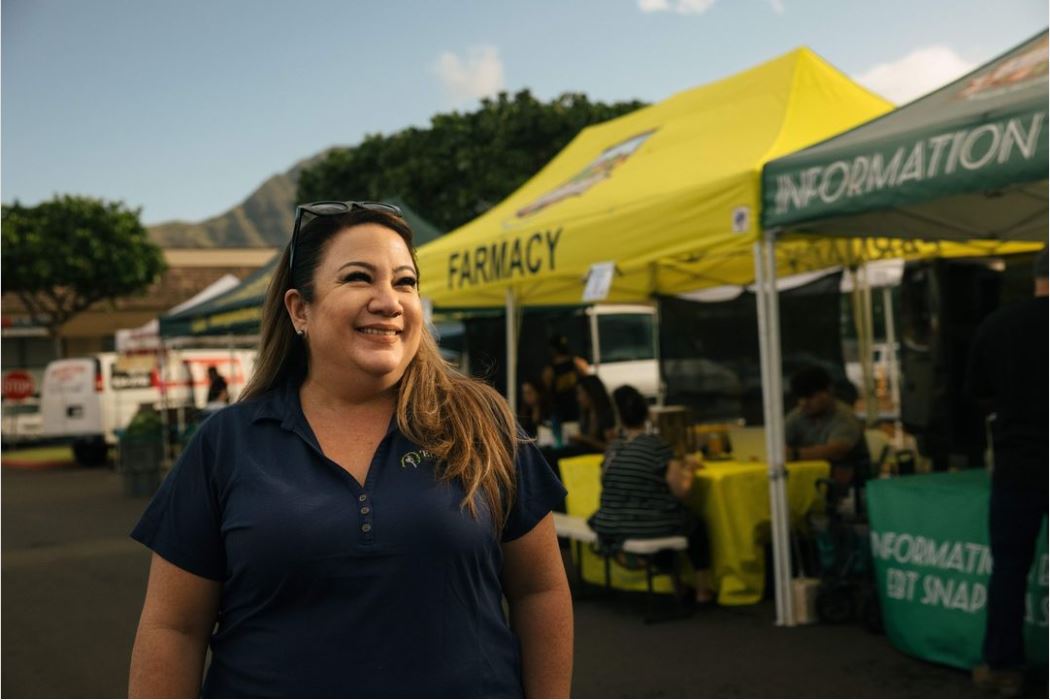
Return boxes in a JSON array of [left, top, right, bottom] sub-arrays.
[[558, 454, 829, 604]]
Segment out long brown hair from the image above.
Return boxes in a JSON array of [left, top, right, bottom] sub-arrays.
[[241, 208, 518, 530]]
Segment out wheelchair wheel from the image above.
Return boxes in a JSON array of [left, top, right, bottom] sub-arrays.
[[860, 585, 884, 634], [816, 582, 855, 624]]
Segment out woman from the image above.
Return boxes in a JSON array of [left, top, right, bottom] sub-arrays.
[[542, 336, 589, 424], [568, 375, 615, 453], [589, 385, 715, 605], [128, 202, 573, 698], [518, 377, 549, 440]]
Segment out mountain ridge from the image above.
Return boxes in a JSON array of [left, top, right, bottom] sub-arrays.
[[147, 150, 331, 248]]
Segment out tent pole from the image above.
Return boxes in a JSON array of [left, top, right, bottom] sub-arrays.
[[158, 340, 172, 470], [754, 235, 791, 626], [654, 305, 666, 409], [763, 230, 794, 627], [589, 307, 601, 369], [848, 267, 875, 426], [882, 286, 904, 450], [860, 265, 878, 426], [752, 241, 781, 624], [505, 288, 518, 412], [650, 262, 666, 408]]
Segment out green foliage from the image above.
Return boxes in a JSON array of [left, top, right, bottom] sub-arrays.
[[123, 406, 163, 441], [297, 89, 647, 232], [1, 195, 167, 334]]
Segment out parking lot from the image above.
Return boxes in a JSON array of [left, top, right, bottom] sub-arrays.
[[2, 457, 1041, 698]]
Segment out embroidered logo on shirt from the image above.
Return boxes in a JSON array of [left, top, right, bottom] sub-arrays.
[[400, 450, 435, 469]]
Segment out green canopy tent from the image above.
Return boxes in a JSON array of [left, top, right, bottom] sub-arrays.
[[763, 30, 1048, 241], [158, 197, 445, 339], [752, 30, 1047, 624]]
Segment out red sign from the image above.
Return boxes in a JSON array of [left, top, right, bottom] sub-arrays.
[[3, 371, 35, 400]]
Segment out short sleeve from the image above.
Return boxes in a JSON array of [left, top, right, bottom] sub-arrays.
[[501, 440, 568, 543], [966, 319, 995, 401], [653, 437, 673, 472], [130, 427, 226, 580], [784, 409, 802, 447], [827, 410, 862, 447]]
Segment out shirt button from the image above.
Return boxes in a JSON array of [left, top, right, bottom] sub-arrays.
[[358, 494, 368, 502], [361, 523, 372, 533], [360, 506, 370, 515]]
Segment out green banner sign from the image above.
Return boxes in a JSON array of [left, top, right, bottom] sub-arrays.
[[762, 31, 1049, 231], [867, 470, 1047, 670], [765, 106, 1048, 226]]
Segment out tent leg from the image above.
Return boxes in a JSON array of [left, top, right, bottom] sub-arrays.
[[882, 286, 904, 449], [505, 288, 517, 412], [653, 298, 666, 409], [754, 233, 794, 627], [849, 266, 877, 427], [649, 262, 666, 407], [860, 264, 878, 426], [763, 231, 794, 627], [158, 342, 172, 470], [753, 241, 783, 625]]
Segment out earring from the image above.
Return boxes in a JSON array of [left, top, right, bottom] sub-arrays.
[[297, 328, 305, 338]]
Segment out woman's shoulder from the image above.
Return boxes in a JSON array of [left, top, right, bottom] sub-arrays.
[[633, 433, 670, 449], [192, 389, 282, 440]]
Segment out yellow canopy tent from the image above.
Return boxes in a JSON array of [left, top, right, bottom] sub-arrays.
[[417, 47, 1030, 309], [413, 43, 1042, 630]]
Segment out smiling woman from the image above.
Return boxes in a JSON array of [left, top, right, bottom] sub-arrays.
[[127, 203, 573, 698]]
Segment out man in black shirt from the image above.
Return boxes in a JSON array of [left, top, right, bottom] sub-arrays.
[[967, 249, 1048, 696], [206, 366, 229, 406]]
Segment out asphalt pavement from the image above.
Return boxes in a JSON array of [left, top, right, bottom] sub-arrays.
[[1, 457, 1042, 698]]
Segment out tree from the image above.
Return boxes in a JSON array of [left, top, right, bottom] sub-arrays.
[[2, 195, 167, 354], [296, 89, 648, 232]]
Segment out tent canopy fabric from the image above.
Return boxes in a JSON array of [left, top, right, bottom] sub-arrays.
[[159, 256, 277, 338], [158, 197, 444, 338], [763, 30, 1049, 241], [416, 48, 895, 309], [117, 274, 242, 351]]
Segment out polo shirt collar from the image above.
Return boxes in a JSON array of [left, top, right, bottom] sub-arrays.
[[249, 375, 314, 436], [250, 374, 399, 438]]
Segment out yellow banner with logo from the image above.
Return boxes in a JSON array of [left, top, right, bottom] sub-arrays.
[[417, 49, 1038, 309]]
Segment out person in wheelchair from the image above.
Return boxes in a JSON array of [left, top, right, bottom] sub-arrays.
[[784, 365, 871, 514]]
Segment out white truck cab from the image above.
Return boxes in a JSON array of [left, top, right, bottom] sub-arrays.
[[40, 349, 256, 466], [586, 304, 661, 401]]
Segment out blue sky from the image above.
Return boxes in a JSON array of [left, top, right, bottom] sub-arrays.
[[2, 0, 1046, 225]]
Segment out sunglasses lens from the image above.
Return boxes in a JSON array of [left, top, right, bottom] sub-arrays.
[[350, 202, 400, 217], [311, 203, 349, 215]]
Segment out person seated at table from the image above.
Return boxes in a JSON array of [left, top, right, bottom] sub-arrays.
[[589, 385, 715, 605], [568, 375, 616, 453], [518, 376, 550, 440], [784, 365, 871, 497]]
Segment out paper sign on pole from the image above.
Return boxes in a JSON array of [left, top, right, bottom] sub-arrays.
[[583, 262, 616, 302], [421, 297, 434, 325]]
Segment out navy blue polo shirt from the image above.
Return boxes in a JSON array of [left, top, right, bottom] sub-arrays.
[[131, 378, 566, 698]]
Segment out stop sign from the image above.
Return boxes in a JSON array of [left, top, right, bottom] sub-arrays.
[[3, 371, 35, 400]]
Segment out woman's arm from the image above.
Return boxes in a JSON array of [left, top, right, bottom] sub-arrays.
[[502, 513, 573, 698], [569, 432, 606, 451], [129, 553, 221, 698], [666, 454, 700, 501]]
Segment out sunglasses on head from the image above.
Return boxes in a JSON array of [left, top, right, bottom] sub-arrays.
[[288, 200, 404, 271]]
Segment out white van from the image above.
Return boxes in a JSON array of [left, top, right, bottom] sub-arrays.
[[40, 349, 256, 466], [587, 304, 661, 400], [439, 303, 661, 403]]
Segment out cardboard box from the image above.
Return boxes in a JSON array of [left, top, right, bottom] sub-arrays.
[[792, 577, 821, 625]]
